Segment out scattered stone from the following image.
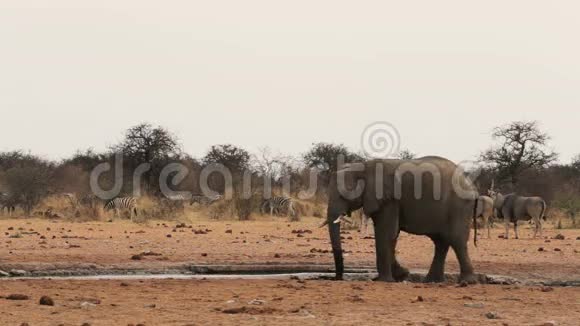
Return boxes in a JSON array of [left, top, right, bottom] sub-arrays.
[[538, 248, 545, 252], [274, 253, 281, 258], [79, 298, 101, 305], [248, 299, 266, 306], [166, 234, 172, 238], [141, 250, 162, 257], [554, 248, 562, 252], [131, 255, 143, 261], [485, 312, 500, 320], [225, 230, 233, 234], [20, 323, 30, 326], [10, 269, 28, 277], [464, 303, 485, 309], [80, 302, 97, 309], [144, 304, 156, 308], [457, 281, 469, 288], [81, 323, 91, 326], [554, 234, 565, 240], [540, 286, 554, 293], [0, 270, 10, 277], [349, 295, 365, 303], [201, 253, 208, 257], [221, 306, 279, 315], [6, 294, 30, 301], [39, 296, 55, 306], [542, 321, 558, 326], [412, 296, 424, 303], [120, 282, 129, 287]]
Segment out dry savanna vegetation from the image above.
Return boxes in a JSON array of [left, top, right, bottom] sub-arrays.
[[0, 121, 579, 325]]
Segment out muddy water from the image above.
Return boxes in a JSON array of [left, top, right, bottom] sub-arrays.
[[1, 265, 577, 286], [2, 272, 366, 282]]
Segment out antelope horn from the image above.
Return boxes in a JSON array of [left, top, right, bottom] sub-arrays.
[[491, 179, 495, 191]]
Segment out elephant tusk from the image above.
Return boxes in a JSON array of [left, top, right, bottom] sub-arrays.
[[333, 216, 354, 225]]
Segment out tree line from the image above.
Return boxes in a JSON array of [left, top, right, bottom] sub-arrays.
[[0, 121, 579, 220]]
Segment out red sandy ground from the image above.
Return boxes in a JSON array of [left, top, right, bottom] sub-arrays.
[[0, 217, 579, 325]]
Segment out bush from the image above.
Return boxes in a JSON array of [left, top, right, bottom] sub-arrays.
[[3, 165, 53, 216]]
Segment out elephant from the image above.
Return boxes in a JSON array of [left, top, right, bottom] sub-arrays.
[[475, 196, 495, 239], [487, 190, 546, 239], [323, 156, 479, 283], [0, 192, 17, 217]]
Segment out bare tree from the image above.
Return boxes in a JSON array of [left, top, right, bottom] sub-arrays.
[[303, 143, 362, 179], [0, 152, 54, 216], [397, 149, 417, 160], [572, 154, 580, 171], [480, 121, 557, 186], [113, 123, 181, 192], [203, 144, 251, 173], [252, 147, 298, 181]]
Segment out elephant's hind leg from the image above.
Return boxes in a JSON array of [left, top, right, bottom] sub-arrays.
[[425, 236, 449, 283], [451, 240, 477, 284]]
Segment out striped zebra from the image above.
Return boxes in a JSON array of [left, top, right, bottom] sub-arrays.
[[160, 193, 191, 212], [165, 194, 191, 202], [104, 197, 138, 222], [261, 196, 297, 219], [190, 194, 223, 206]]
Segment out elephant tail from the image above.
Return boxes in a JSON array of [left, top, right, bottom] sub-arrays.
[[540, 200, 547, 221], [473, 198, 478, 247]]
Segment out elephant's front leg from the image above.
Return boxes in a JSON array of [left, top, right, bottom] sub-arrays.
[[372, 205, 399, 282], [392, 252, 410, 282]]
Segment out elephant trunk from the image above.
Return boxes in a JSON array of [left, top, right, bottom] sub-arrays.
[[327, 210, 344, 280]]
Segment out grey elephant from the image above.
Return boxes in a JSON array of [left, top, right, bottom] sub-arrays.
[[322, 157, 479, 283], [487, 189, 546, 239]]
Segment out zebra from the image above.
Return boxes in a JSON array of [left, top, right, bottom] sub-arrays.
[[160, 193, 191, 212], [261, 196, 297, 219], [104, 197, 138, 222], [475, 195, 495, 239], [190, 194, 223, 206], [0, 192, 17, 217]]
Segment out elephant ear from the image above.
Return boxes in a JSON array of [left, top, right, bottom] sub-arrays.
[[336, 165, 365, 203], [363, 162, 394, 216]]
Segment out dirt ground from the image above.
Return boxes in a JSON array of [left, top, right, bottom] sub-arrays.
[[0, 217, 579, 325], [1, 278, 578, 326]]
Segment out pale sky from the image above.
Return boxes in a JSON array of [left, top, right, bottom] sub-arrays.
[[0, 1, 578, 163]]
